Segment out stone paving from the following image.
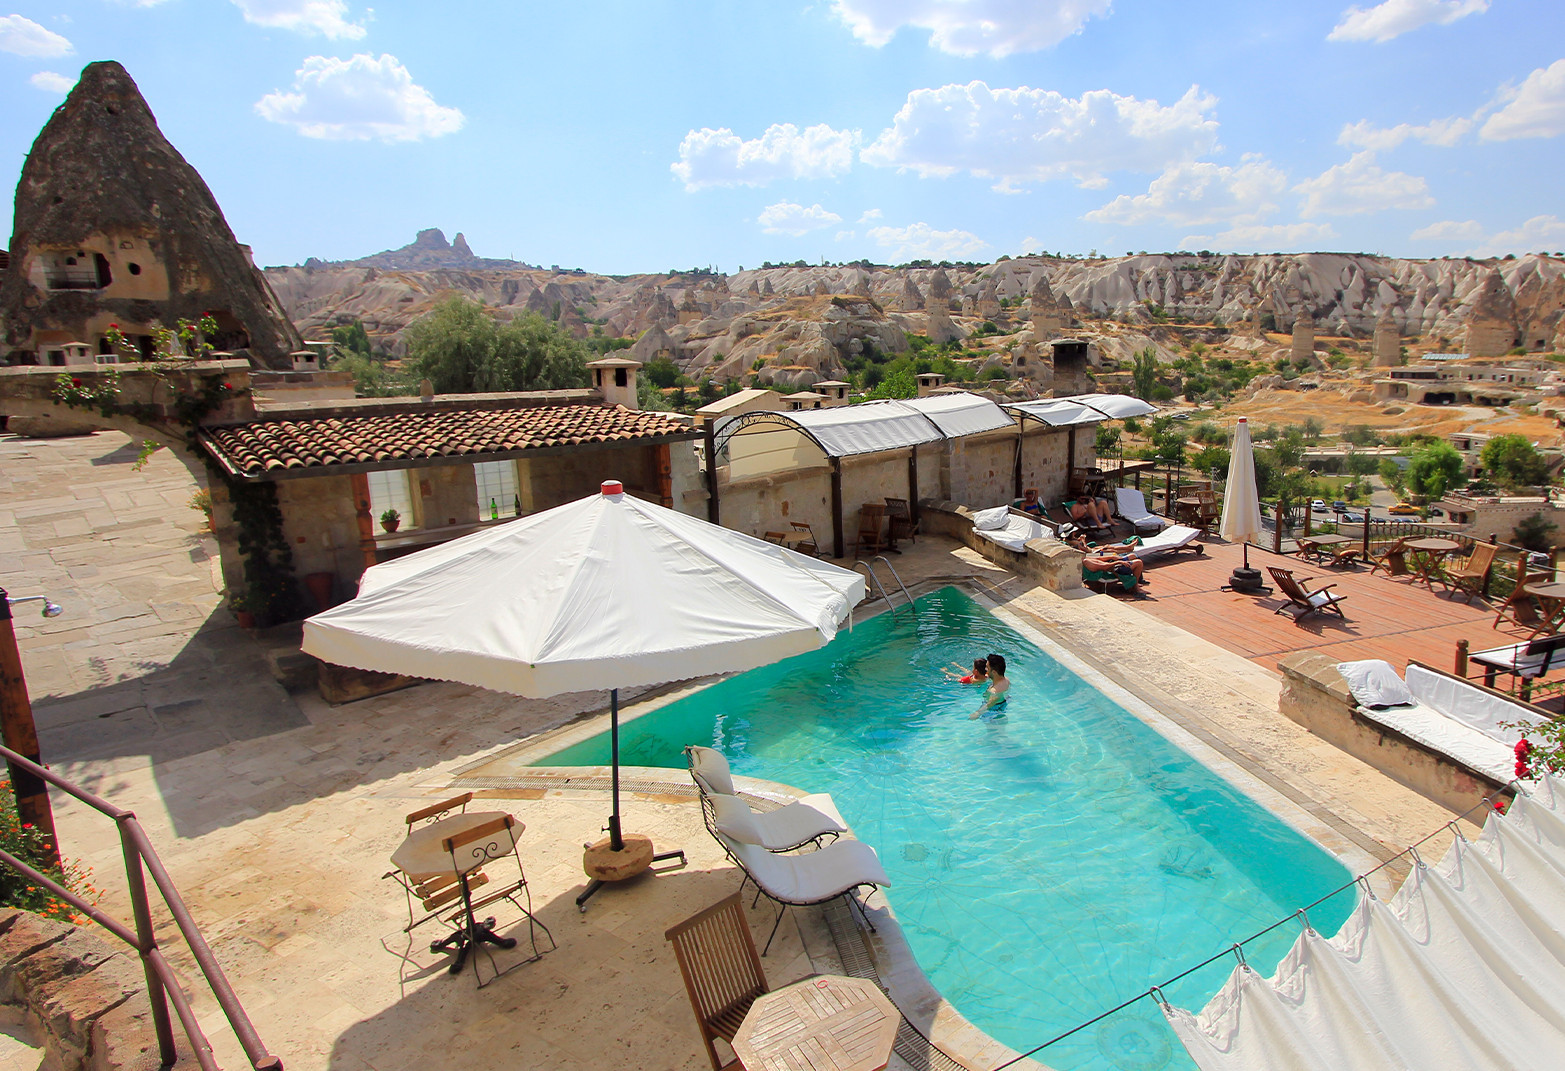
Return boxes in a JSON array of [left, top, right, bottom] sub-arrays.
[[0, 431, 1468, 1071]]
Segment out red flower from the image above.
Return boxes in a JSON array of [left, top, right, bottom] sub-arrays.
[[1517, 760, 1532, 778], [1516, 739, 1532, 757], [220, 382, 233, 391], [108, 323, 118, 329], [1495, 799, 1509, 815], [21, 824, 31, 830], [70, 378, 82, 387]]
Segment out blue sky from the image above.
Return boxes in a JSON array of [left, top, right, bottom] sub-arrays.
[[2, 0, 1562, 272]]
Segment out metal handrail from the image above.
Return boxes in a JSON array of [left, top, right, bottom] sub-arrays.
[[0, 744, 279, 1071], [853, 562, 896, 610], [871, 556, 916, 609]]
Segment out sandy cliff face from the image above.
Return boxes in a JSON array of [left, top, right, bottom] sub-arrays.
[[265, 250, 1565, 380]]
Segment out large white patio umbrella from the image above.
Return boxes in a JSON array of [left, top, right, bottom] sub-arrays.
[[1219, 417, 1266, 586], [303, 480, 866, 906]]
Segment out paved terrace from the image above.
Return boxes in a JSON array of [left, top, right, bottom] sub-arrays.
[[0, 430, 1475, 1071]]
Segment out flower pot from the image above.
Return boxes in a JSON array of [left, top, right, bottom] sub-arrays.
[[381, 518, 400, 533], [235, 610, 256, 629], [305, 571, 335, 611]]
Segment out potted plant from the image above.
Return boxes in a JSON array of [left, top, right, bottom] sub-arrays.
[[229, 590, 256, 630], [380, 508, 401, 533], [188, 488, 214, 531]]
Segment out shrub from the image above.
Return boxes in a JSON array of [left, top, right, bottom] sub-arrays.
[[0, 781, 98, 923]]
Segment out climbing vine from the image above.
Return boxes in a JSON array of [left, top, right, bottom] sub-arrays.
[[227, 478, 302, 626]]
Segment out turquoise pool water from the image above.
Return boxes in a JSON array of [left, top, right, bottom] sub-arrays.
[[538, 587, 1353, 1071]]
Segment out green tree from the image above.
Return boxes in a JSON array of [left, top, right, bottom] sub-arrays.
[[1481, 434, 1549, 490], [1095, 425, 1121, 455], [643, 357, 680, 390], [1131, 347, 1159, 400], [1378, 458, 1407, 496], [405, 297, 589, 394], [1404, 441, 1466, 501], [331, 319, 372, 358], [865, 367, 918, 400], [327, 350, 415, 397], [1514, 512, 1559, 552]]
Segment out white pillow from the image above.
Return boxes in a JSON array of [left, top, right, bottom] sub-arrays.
[[973, 506, 1012, 531], [688, 746, 734, 795], [1336, 659, 1415, 709], [708, 793, 764, 844]]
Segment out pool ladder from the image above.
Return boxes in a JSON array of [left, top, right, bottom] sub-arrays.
[[855, 557, 914, 613]]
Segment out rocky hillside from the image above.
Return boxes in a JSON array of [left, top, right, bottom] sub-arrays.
[[266, 237, 1565, 388]]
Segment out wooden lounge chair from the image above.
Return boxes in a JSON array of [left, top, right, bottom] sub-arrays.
[[1445, 541, 1498, 602], [855, 504, 888, 556], [1467, 633, 1565, 701], [1267, 566, 1348, 622], [665, 893, 769, 1071], [1058, 499, 1112, 534], [1368, 537, 1411, 578]]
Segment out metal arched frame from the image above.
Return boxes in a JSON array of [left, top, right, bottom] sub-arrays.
[[1004, 409, 1095, 503], [706, 408, 942, 558]]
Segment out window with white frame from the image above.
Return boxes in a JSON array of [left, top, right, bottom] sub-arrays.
[[474, 460, 519, 518], [367, 469, 417, 531]]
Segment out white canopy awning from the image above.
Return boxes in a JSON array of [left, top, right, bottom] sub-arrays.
[[900, 392, 1016, 438], [715, 398, 946, 459], [302, 486, 866, 697], [1004, 398, 1108, 427], [1052, 394, 1158, 420]]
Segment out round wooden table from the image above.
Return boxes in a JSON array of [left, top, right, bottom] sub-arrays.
[[1525, 580, 1565, 637], [1298, 533, 1352, 561], [733, 975, 900, 1071], [1404, 537, 1464, 588]]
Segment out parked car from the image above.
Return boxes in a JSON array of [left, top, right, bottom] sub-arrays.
[[1388, 502, 1419, 515], [1310, 499, 1327, 511], [1340, 511, 1366, 523], [1332, 500, 1348, 512]]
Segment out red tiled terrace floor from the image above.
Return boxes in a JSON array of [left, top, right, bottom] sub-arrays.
[[1128, 537, 1529, 674]]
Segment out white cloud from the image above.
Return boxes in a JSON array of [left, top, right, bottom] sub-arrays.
[[1481, 60, 1565, 141], [1192, 222, 1338, 250], [757, 201, 843, 237], [29, 70, 74, 93], [830, 0, 1113, 58], [866, 222, 988, 261], [835, 229, 856, 241], [861, 82, 1219, 191], [672, 123, 858, 191], [255, 54, 464, 142], [0, 15, 73, 57], [230, 0, 366, 39], [1413, 215, 1565, 256], [1294, 152, 1434, 217], [858, 208, 882, 222], [1328, 0, 1488, 43], [1337, 115, 1473, 150], [1085, 159, 1287, 227]]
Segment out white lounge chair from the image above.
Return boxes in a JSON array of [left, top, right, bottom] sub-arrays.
[[714, 831, 890, 953], [686, 746, 846, 851], [706, 792, 847, 853], [1129, 524, 1203, 559], [970, 505, 1051, 553], [1339, 660, 1550, 785], [1115, 487, 1169, 534]]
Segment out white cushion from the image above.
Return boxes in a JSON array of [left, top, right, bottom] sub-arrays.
[[709, 792, 849, 851], [1405, 664, 1550, 743], [1337, 659, 1415, 709], [975, 515, 1050, 553], [721, 836, 891, 902], [1130, 525, 1200, 558], [973, 506, 1012, 531], [708, 793, 766, 844], [688, 745, 734, 795], [1357, 701, 1520, 784]]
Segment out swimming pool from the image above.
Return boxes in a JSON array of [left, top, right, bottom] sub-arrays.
[[537, 586, 1353, 1071]]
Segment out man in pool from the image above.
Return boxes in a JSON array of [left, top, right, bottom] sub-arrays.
[[944, 657, 988, 684], [970, 653, 1010, 718]]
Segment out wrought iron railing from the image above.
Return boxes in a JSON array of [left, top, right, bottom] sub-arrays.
[[0, 745, 279, 1071]]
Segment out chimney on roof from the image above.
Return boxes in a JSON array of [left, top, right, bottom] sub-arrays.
[[419, 378, 434, 402], [587, 356, 642, 410]]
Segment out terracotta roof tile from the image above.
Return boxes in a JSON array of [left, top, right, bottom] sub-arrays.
[[200, 404, 696, 479]]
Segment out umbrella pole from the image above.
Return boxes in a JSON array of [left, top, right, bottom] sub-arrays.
[[609, 688, 623, 852]]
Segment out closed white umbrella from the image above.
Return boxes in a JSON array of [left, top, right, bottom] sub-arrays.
[[304, 480, 866, 907], [1220, 417, 1265, 573]]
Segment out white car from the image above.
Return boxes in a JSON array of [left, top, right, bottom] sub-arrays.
[[1310, 499, 1326, 512]]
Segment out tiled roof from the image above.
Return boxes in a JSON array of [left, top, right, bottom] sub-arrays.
[[200, 404, 697, 479]]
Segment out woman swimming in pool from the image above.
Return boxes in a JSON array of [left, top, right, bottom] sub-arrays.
[[970, 653, 1009, 718], [944, 657, 988, 684]]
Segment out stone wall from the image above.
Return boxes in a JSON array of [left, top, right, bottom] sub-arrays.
[[0, 909, 167, 1071], [919, 502, 1084, 591], [1277, 652, 1508, 820]]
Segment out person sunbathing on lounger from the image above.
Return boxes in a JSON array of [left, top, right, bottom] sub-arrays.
[[1068, 536, 1147, 585], [944, 657, 988, 683], [971, 653, 1010, 718], [1068, 497, 1114, 527], [1019, 489, 1045, 518]]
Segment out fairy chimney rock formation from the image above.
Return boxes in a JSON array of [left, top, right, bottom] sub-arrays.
[[1291, 310, 1315, 364], [1, 61, 302, 367], [928, 269, 953, 305], [1465, 270, 1520, 358], [1373, 308, 1400, 368], [1031, 275, 1063, 338], [899, 277, 924, 311]]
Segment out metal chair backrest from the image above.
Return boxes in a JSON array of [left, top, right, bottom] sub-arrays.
[[406, 791, 472, 827], [443, 813, 518, 878], [665, 893, 769, 1071]]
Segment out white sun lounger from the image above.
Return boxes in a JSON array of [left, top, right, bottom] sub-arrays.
[[715, 831, 890, 952], [1116, 487, 1169, 534], [973, 512, 1051, 553], [687, 746, 846, 851], [1129, 524, 1203, 559]]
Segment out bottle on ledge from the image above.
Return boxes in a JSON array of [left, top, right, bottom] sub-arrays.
[[490, 497, 499, 520]]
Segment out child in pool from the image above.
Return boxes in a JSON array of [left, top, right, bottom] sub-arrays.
[[944, 657, 988, 684], [970, 653, 1010, 718]]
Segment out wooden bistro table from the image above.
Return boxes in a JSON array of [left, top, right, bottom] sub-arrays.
[[1404, 537, 1465, 588], [1524, 581, 1565, 638], [391, 811, 520, 974], [733, 974, 900, 1071]]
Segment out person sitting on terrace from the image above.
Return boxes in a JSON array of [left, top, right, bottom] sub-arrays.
[[944, 657, 988, 684], [1019, 489, 1045, 518], [1068, 496, 1114, 527]]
